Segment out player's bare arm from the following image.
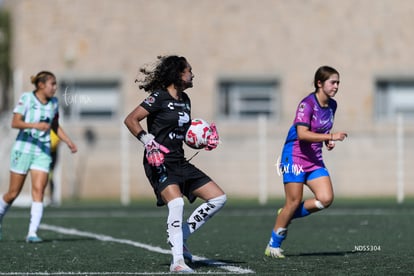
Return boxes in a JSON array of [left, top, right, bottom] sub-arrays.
[[57, 126, 78, 153], [297, 125, 347, 142], [124, 105, 149, 136], [11, 113, 50, 131]]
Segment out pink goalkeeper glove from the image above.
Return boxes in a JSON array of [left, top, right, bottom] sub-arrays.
[[205, 122, 219, 151], [138, 132, 170, 166], [145, 140, 170, 166]]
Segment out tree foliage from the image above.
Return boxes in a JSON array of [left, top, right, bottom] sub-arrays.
[[0, 8, 10, 111]]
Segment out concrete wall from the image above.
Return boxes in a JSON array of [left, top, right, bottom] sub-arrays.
[[1, 0, 413, 201]]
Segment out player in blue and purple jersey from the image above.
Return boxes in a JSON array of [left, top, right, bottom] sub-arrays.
[[265, 66, 348, 258], [283, 92, 336, 175]]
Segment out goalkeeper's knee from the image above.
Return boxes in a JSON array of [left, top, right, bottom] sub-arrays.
[[208, 194, 227, 211], [184, 194, 226, 237]]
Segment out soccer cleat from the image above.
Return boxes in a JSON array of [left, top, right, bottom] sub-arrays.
[[183, 242, 193, 262], [265, 245, 285, 258], [26, 235, 43, 243], [170, 259, 194, 273]]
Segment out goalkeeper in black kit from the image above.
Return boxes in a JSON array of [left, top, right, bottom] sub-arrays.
[[124, 55, 226, 273]]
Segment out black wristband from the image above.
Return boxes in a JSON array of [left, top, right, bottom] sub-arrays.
[[136, 130, 147, 141]]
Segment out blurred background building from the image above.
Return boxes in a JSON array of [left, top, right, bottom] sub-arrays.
[[0, 0, 413, 204]]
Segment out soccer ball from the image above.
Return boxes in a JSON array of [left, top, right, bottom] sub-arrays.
[[185, 118, 212, 149]]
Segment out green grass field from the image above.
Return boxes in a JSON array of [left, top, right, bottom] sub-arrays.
[[0, 198, 413, 275]]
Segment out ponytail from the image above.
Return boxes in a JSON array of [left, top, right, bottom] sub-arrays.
[[31, 71, 55, 89]]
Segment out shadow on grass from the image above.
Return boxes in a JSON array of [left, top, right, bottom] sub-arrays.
[[1, 237, 95, 244], [39, 237, 96, 243], [162, 258, 248, 270], [193, 258, 248, 267], [287, 250, 357, 257]]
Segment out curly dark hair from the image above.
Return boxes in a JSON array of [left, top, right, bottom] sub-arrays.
[[136, 55, 188, 93]]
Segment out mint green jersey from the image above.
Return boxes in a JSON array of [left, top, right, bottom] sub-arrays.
[[12, 92, 59, 155]]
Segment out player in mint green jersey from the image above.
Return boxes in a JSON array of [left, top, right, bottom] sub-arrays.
[[0, 71, 77, 242]]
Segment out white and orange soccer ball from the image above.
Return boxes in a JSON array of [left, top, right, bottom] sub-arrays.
[[185, 118, 212, 149]]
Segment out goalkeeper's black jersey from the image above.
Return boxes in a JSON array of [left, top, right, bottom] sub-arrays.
[[140, 90, 192, 161]]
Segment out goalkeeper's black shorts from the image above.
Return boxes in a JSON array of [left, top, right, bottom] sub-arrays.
[[144, 159, 212, 207]]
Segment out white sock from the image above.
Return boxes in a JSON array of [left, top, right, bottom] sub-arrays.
[[0, 196, 11, 223], [167, 198, 184, 263], [28, 202, 43, 236], [183, 194, 227, 241]]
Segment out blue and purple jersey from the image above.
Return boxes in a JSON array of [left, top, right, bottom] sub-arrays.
[[281, 93, 337, 172]]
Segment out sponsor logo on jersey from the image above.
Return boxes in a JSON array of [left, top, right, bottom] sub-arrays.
[[168, 101, 189, 110], [144, 96, 156, 106]]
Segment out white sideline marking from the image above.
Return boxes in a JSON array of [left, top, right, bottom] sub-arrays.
[[39, 224, 254, 274], [0, 273, 243, 275], [0, 273, 246, 275]]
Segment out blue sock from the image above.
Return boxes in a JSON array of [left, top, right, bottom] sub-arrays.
[[292, 202, 310, 219], [269, 228, 287, 248]]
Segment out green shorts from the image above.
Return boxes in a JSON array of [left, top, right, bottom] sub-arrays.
[[10, 149, 51, 174]]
